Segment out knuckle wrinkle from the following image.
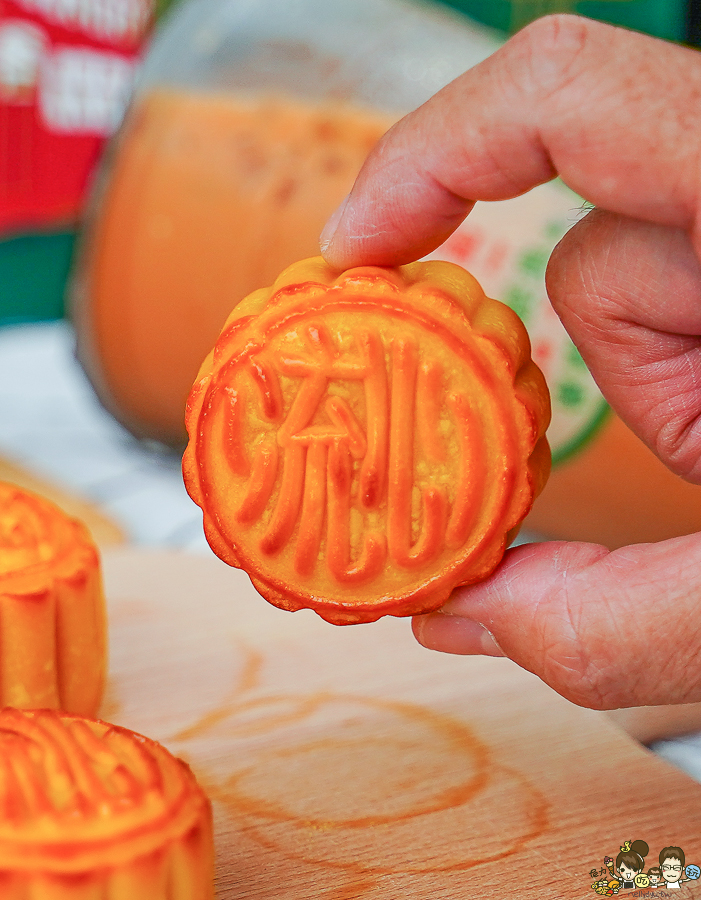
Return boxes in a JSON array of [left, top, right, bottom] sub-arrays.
[[511, 13, 595, 100]]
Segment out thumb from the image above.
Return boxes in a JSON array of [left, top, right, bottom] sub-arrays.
[[412, 538, 701, 709]]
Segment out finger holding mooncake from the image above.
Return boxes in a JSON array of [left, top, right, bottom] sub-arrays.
[[0, 482, 106, 714], [0, 707, 214, 900], [183, 256, 551, 625]]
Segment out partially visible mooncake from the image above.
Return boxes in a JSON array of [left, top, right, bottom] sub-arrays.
[[0, 707, 214, 900], [0, 482, 106, 713], [183, 257, 551, 625]]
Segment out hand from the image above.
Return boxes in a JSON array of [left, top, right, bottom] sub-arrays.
[[320, 14, 701, 709]]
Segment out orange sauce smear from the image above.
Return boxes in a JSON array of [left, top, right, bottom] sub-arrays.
[[175, 693, 548, 877]]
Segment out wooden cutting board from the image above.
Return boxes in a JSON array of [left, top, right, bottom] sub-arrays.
[[101, 548, 701, 899]]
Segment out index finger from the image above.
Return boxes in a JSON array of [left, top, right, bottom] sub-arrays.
[[320, 14, 701, 268]]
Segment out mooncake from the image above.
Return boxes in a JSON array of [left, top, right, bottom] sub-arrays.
[[183, 257, 551, 625], [0, 707, 214, 900], [0, 482, 106, 713]]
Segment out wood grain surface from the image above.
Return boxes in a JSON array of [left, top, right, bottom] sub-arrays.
[[101, 548, 701, 899]]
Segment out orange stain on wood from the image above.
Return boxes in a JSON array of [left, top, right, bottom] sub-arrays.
[[167, 642, 264, 743], [178, 693, 549, 876]]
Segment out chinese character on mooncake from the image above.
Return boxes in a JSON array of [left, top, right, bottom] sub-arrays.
[[183, 257, 551, 624], [0, 708, 214, 900], [0, 482, 106, 713]]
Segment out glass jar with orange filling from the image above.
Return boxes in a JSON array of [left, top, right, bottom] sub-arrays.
[[183, 257, 550, 625], [0, 708, 214, 900], [0, 482, 106, 714], [70, 0, 501, 446]]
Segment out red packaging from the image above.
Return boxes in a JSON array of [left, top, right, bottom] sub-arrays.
[[0, 0, 152, 232]]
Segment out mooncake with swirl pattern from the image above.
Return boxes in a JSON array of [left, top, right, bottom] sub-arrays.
[[0, 482, 106, 712], [183, 257, 551, 625], [0, 707, 214, 899]]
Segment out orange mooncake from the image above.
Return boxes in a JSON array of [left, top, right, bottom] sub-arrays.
[[0, 482, 106, 714], [0, 707, 214, 900], [183, 257, 551, 625]]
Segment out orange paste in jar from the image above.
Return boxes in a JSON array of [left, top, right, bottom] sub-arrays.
[[73, 89, 396, 445]]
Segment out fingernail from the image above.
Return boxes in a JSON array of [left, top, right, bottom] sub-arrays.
[[413, 613, 505, 657], [320, 192, 350, 254]]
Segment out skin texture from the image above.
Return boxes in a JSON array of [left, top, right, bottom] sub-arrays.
[[320, 14, 701, 710]]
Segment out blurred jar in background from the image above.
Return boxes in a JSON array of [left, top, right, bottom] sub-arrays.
[[71, 0, 501, 443], [0, 0, 153, 323], [71, 0, 701, 549]]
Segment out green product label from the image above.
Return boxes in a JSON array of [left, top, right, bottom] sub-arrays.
[[424, 179, 610, 465], [439, 0, 687, 43]]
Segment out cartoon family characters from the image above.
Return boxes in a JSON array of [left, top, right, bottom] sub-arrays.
[[616, 840, 649, 889], [646, 866, 663, 888], [660, 847, 686, 890], [591, 842, 700, 893], [592, 876, 620, 895]]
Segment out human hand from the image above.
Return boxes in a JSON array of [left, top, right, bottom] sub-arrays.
[[320, 14, 701, 709]]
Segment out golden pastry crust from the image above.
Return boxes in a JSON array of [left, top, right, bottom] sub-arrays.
[[183, 257, 551, 624], [0, 482, 106, 713], [0, 708, 214, 899]]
